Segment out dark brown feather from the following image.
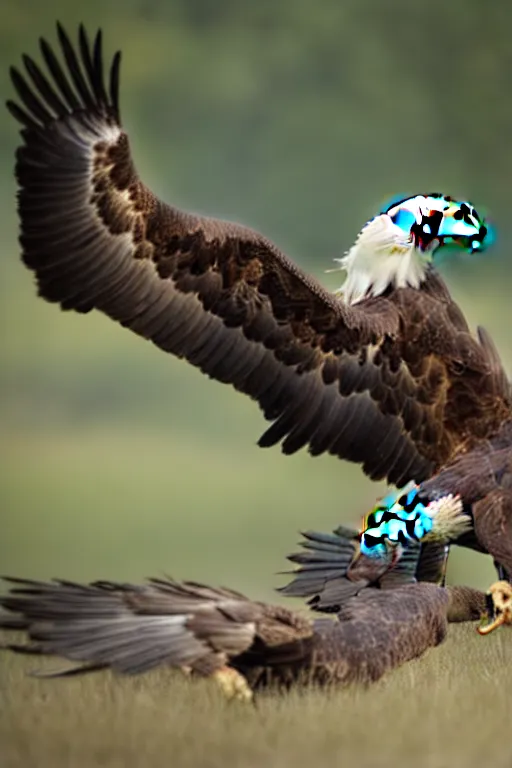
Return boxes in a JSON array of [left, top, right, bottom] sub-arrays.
[[279, 525, 448, 613], [8, 25, 511, 486], [420, 419, 512, 578], [473, 490, 512, 577], [0, 577, 485, 690]]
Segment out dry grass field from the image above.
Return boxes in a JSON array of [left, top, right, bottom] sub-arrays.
[[1, 625, 511, 768], [2, 7, 512, 766], [0, 425, 509, 768]]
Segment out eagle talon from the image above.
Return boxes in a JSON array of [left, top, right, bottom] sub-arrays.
[[212, 667, 253, 703], [477, 581, 512, 635]]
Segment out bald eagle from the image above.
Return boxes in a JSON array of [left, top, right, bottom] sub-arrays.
[[7, 24, 509, 489], [0, 576, 486, 699]]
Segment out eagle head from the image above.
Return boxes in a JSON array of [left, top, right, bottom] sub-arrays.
[[337, 193, 490, 305]]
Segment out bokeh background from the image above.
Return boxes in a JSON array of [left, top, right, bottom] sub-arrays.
[[1, 0, 510, 601]]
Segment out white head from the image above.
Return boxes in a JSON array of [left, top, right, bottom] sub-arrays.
[[335, 194, 488, 305]]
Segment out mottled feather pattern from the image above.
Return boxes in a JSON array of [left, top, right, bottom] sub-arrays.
[[7, 24, 511, 488], [0, 577, 486, 690]]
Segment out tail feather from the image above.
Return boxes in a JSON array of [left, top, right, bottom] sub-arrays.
[[278, 526, 379, 611], [298, 528, 357, 554], [0, 577, 241, 676], [415, 543, 450, 585], [379, 544, 420, 588], [306, 579, 369, 612], [278, 526, 358, 606]]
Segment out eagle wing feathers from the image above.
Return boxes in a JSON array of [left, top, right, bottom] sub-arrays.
[[8, 24, 510, 486], [1, 576, 479, 689]]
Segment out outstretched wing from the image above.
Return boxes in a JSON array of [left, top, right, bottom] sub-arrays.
[[240, 583, 457, 688], [319, 583, 450, 684], [278, 525, 448, 612], [304, 583, 484, 687], [0, 576, 462, 689], [0, 576, 303, 676], [8, 24, 509, 486]]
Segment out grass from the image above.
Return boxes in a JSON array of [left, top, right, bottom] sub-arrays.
[[0, 424, 508, 768], [0, 422, 504, 766], [1, 625, 511, 768], [0, 243, 509, 767], [0, 425, 507, 768]]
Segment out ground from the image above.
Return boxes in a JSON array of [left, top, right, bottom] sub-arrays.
[[1, 625, 511, 768], [0, 425, 508, 767]]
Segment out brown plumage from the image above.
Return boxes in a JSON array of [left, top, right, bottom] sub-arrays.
[[7, 24, 511, 487], [284, 418, 512, 598], [419, 419, 512, 580], [279, 525, 450, 611], [281, 418, 512, 606], [0, 577, 485, 695]]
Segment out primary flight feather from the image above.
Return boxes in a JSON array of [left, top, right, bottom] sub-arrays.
[[7, 24, 509, 487], [0, 575, 486, 697]]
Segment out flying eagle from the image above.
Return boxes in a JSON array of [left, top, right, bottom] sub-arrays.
[[0, 576, 486, 700], [7, 24, 510, 488]]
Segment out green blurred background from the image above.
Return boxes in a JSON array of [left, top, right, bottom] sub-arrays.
[[0, 0, 510, 601]]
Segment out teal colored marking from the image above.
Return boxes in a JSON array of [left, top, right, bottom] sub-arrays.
[[360, 486, 434, 558], [382, 193, 490, 255]]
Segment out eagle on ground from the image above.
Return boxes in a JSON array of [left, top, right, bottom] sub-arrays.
[[0, 576, 487, 700], [7, 24, 510, 488]]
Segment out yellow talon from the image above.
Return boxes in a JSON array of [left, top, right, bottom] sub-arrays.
[[477, 581, 512, 636], [212, 667, 254, 703]]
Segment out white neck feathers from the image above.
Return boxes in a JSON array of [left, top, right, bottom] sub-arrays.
[[336, 214, 434, 305]]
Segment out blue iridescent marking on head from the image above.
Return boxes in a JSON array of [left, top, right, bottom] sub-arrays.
[[389, 207, 417, 233], [404, 487, 419, 508], [384, 518, 405, 541], [359, 484, 435, 558], [381, 193, 490, 256], [439, 217, 478, 238], [413, 513, 434, 539], [360, 536, 388, 558]]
